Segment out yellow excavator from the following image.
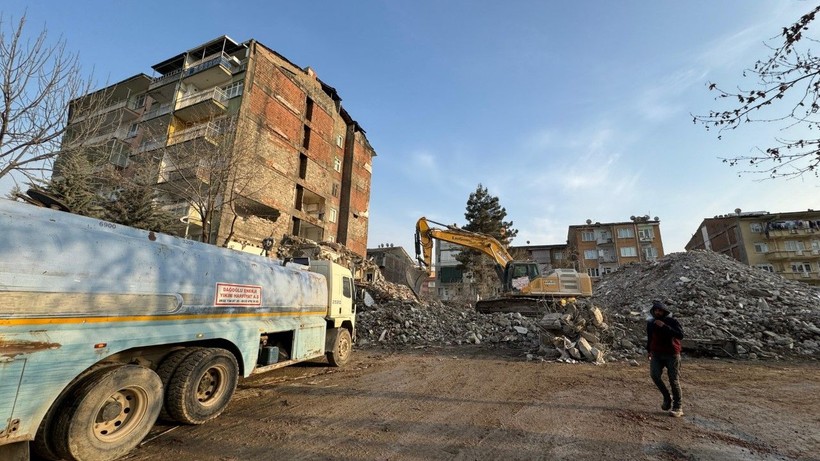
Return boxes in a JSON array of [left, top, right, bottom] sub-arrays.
[[415, 217, 592, 315]]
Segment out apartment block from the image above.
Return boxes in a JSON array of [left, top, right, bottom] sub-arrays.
[[62, 36, 376, 257], [508, 244, 570, 274], [685, 209, 820, 286], [567, 216, 665, 279]]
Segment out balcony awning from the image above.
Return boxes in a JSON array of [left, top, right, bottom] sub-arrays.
[[152, 35, 245, 75]]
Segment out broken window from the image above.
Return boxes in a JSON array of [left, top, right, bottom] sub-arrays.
[[750, 222, 764, 233], [587, 267, 600, 277], [333, 156, 342, 172]]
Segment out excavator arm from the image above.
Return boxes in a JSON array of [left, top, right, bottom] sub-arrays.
[[415, 217, 514, 280]]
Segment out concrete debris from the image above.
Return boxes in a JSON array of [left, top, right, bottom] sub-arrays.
[[278, 236, 820, 362], [595, 250, 820, 361]]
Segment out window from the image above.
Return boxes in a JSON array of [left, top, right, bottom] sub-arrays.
[[620, 246, 637, 257], [602, 266, 613, 275], [342, 276, 352, 298], [584, 250, 597, 260], [126, 123, 139, 138], [553, 251, 564, 261], [617, 228, 634, 238], [336, 134, 344, 148], [222, 81, 244, 99], [329, 208, 337, 223], [132, 94, 146, 109], [643, 247, 658, 260], [581, 231, 595, 241], [753, 242, 769, 253], [638, 228, 654, 240], [784, 241, 805, 252], [109, 145, 129, 168], [756, 264, 774, 272], [791, 262, 811, 273], [587, 267, 600, 277], [333, 156, 342, 172], [332, 183, 339, 197], [750, 222, 764, 233]]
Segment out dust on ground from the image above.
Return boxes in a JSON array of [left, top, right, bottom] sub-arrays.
[[123, 346, 820, 461]]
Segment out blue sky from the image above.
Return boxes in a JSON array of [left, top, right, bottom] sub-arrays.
[[2, 1, 817, 253]]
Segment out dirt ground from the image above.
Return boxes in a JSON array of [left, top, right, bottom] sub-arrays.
[[121, 346, 820, 461]]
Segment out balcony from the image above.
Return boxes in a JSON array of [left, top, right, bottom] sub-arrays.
[[174, 88, 228, 123], [142, 102, 172, 120], [136, 138, 166, 153], [767, 227, 818, 238], [182, 52, 235, 88], [596, 238, 613, 245], [766, 249, 820, 260], [148, 69, 182, 103], [71, 98, 142, 125], [167, 122, 222, 147], [781, 271, 820, 282]]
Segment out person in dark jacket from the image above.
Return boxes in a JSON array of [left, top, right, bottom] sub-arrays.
[[646, 300, 685, 417]]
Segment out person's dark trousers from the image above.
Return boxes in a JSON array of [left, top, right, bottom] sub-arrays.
[[650, 354, 682, 408]]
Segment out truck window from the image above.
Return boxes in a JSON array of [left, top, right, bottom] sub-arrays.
[[343, 276, 352, 298]]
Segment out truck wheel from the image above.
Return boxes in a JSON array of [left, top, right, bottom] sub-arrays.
[[51, 365, 162, 461], [165, 348, 238, 425], [327, 328, 352, 367], [156, 347, 203, 422]]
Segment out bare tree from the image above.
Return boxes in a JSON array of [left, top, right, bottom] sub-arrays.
[[154, 115, 277, 244], [0, 14, 102, 187], [694, 5, 820, 180]]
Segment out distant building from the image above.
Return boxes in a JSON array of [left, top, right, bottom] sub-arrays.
[[435, 240, 475, 301], [567, 216, 665, 279], [366, 245, 416, 285], [685, 209, 820, 286], [508, 244, 570, 274]]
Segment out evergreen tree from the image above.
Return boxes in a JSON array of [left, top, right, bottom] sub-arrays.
[[44, 150, 104, 217], [102, 171, 176, 233], [457, 184, 518, 300]]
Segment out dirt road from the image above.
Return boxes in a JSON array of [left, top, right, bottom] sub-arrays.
[[122, 346, 820, 461]]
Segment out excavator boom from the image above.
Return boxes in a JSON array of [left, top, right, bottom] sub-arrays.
[[415, 216, 592, 316]]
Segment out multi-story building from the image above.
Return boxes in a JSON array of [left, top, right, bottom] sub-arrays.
[[508, 244, 570, 274], [62, 36, 376, 257], [685, 209, 820, 286], [435, 240, 475, 301], [567, 216, 665, 279]]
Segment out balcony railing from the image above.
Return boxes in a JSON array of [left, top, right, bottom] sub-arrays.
[[167, 122, 222, 146], [142, 102, 172, 120], [781, 271, 820, 282], [184, 52, 234, 78], [71, 98, 143, 124], [767, 227, 818, 238], [149, 68, 183, 89], [175, 87, 228, 112]]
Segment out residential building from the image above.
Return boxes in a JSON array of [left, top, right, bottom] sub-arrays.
[[366, 245, 419, 287], [62, 36, 376, 257], [435, 240, 475, 301], [508, 244, 570, 274], [685, 209, 820, 286], [567, 216, 665, 279]]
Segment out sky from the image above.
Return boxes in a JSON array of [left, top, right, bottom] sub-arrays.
[[2, 1, 817, 254]]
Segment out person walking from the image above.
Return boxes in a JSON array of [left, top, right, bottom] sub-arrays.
[[646, 300, 685, 417]]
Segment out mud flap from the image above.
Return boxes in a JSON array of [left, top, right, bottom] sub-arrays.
[[0, 441, 29, 461]]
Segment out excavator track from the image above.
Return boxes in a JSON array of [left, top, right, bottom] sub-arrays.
[[475, 297, 568, 317]]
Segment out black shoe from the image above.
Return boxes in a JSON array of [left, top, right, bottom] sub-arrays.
[[661, 398, 672, 411]]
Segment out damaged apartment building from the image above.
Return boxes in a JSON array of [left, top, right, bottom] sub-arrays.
[[686, 209, 820, 286], [61, 36, 376, 257]]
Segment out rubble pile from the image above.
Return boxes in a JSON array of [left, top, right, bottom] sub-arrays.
[[535, 301, 612, 363], [356, 299, 543, 350], [595, 250, 820, 360]]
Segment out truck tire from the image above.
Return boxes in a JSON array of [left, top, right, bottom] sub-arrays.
[[155, 347, 203, 422], [51, 364, 162, 461], [327, 328, 352, 367], [165, 348, 238, 425]]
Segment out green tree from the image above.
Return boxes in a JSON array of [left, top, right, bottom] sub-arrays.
[[101, 169, 176, 233], [457, 184, 518, 300], [694, 5, 820, 179], [42, 150, 104, 217]]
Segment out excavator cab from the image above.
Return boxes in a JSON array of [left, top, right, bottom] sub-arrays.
[[503, 261, 541, 292]]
